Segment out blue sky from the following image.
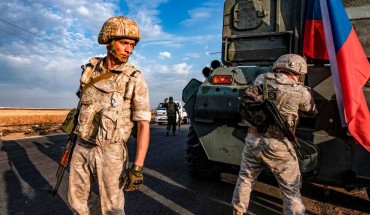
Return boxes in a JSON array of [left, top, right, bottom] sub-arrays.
[[0, 0, 224, 109]]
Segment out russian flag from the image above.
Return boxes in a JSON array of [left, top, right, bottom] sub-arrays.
[[303, 0, 328, 60], [304, 0, 370, 152]]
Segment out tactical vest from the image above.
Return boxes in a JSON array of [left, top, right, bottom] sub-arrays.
[[239, 77, 271, 130], [240, 72, 312, 137], [75, 57, 139, 145], [167, 102, 177, 114]]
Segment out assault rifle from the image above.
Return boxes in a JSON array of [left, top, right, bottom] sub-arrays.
[[52, 108, 79, 196], [52, 132, 77, 195], [263, 100, 304, 159]]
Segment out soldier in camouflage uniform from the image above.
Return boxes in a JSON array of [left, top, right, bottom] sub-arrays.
[[232, 54, 317, 215], [163, 96, 180, 136], [68, 16, 151, 215]]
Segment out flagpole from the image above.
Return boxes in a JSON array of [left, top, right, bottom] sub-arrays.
[[319, 0, 347, 127]]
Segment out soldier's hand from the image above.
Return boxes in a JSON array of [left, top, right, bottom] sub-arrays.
[[123, 164, 143, 192]]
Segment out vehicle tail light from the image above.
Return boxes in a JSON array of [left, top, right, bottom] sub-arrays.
[[212, 75, 233, 84]]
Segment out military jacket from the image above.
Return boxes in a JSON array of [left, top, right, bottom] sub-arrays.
[[254, 72, 314, 136], [75, 57, 151, 144], [164, 102, 179, 115]]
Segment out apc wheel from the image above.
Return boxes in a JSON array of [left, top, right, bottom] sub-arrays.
[[186, 125, 216, 178]]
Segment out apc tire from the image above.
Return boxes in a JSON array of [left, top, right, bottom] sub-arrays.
[[186, 125, 216, 178]]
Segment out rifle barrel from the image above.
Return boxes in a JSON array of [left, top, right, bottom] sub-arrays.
[[264, 100, 304, 159], [52, 167, 66, 196], [52, 133, 77, 196]]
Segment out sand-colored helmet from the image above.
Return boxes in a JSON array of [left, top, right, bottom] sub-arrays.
[[98, 16, 140, 44], [272, 54, 307, 75]]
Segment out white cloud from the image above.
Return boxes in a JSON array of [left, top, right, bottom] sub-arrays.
[[185, 52, 201, 58], [180, 1, 223, 27], [0, 0, 223, 109], [77, 6, 90, 16], [154, 65, 169, 74], [172, 63, 193, 74], [181, 9, 211, 26], [158, 51, 171, 59]]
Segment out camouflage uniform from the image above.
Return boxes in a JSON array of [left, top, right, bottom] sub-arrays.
[[232, 55, 316, 215], [164, 98, 179, 136], [68, 16, 151, 215]]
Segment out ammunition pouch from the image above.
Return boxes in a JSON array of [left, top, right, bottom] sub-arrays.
[[261, 124, 285, 138], [60, 108, 79, 134], [239, 85, 268, 129], [98, 107, 118, 141]]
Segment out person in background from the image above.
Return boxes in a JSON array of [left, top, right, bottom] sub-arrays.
[[163, 96, 180, 136]]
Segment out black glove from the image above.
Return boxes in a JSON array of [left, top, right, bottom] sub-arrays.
[[123, 164, 143, 191]]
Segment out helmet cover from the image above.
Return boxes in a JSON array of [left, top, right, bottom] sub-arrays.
[[272, 54, 307, 75], [98, 16, 140, 44]]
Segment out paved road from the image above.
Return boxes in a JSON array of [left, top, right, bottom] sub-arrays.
[[1, 124, 369, 215]]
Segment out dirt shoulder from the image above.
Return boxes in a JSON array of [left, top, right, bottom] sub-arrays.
[[0, 108, 69, 140], [0, 108, 157, 140], [0, 124, 64, 140]]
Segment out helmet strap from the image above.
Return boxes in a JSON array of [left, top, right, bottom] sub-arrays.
[[280, 70, 300, 81], [286, 71, 300, 81]]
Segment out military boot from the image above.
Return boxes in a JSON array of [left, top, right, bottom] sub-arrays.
[[166, 131, 169, 137]]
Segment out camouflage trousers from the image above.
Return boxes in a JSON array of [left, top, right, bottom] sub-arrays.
[[232, 132, 305, 215], [166, 114, 177, 132], [68, 138, 127, 215]]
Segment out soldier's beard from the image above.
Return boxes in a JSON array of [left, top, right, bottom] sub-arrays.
[[107, 42, 128, 64]]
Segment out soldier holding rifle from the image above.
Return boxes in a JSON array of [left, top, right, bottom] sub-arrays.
[[163, 96, 180, 136], [59, 16, 151, 215], [232, 54, 317, 215]]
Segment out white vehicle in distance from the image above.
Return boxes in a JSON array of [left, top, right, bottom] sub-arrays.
[[155, 101, 188, 125]]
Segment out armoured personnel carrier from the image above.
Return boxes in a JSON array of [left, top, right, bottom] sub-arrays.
[[182, 0, 370, 195]]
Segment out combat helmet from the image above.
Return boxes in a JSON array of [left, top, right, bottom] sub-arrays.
[[98, 16, 140, 44], [272, 54, 307, 75], [169, 96, 173, 101]]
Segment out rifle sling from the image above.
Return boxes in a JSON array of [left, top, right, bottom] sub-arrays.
[[263, 77, 268, 100], [81, 72, 116, 95]]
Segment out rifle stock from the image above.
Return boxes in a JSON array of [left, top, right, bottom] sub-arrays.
[[52, 131, 77, 196], [263, 100, 304, 159]]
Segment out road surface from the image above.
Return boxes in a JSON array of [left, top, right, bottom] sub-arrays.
[[0, 124, 369, 215]]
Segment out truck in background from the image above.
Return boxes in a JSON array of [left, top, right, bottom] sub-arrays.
[[155, 101, 188, 125]]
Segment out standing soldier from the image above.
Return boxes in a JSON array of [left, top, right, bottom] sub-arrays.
[[163, 96, 180, 136], [68, 16, 151, 215], [232, 54, 317, 215]]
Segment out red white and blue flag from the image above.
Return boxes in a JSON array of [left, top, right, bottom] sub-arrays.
[[303, 0, 370, 152]]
